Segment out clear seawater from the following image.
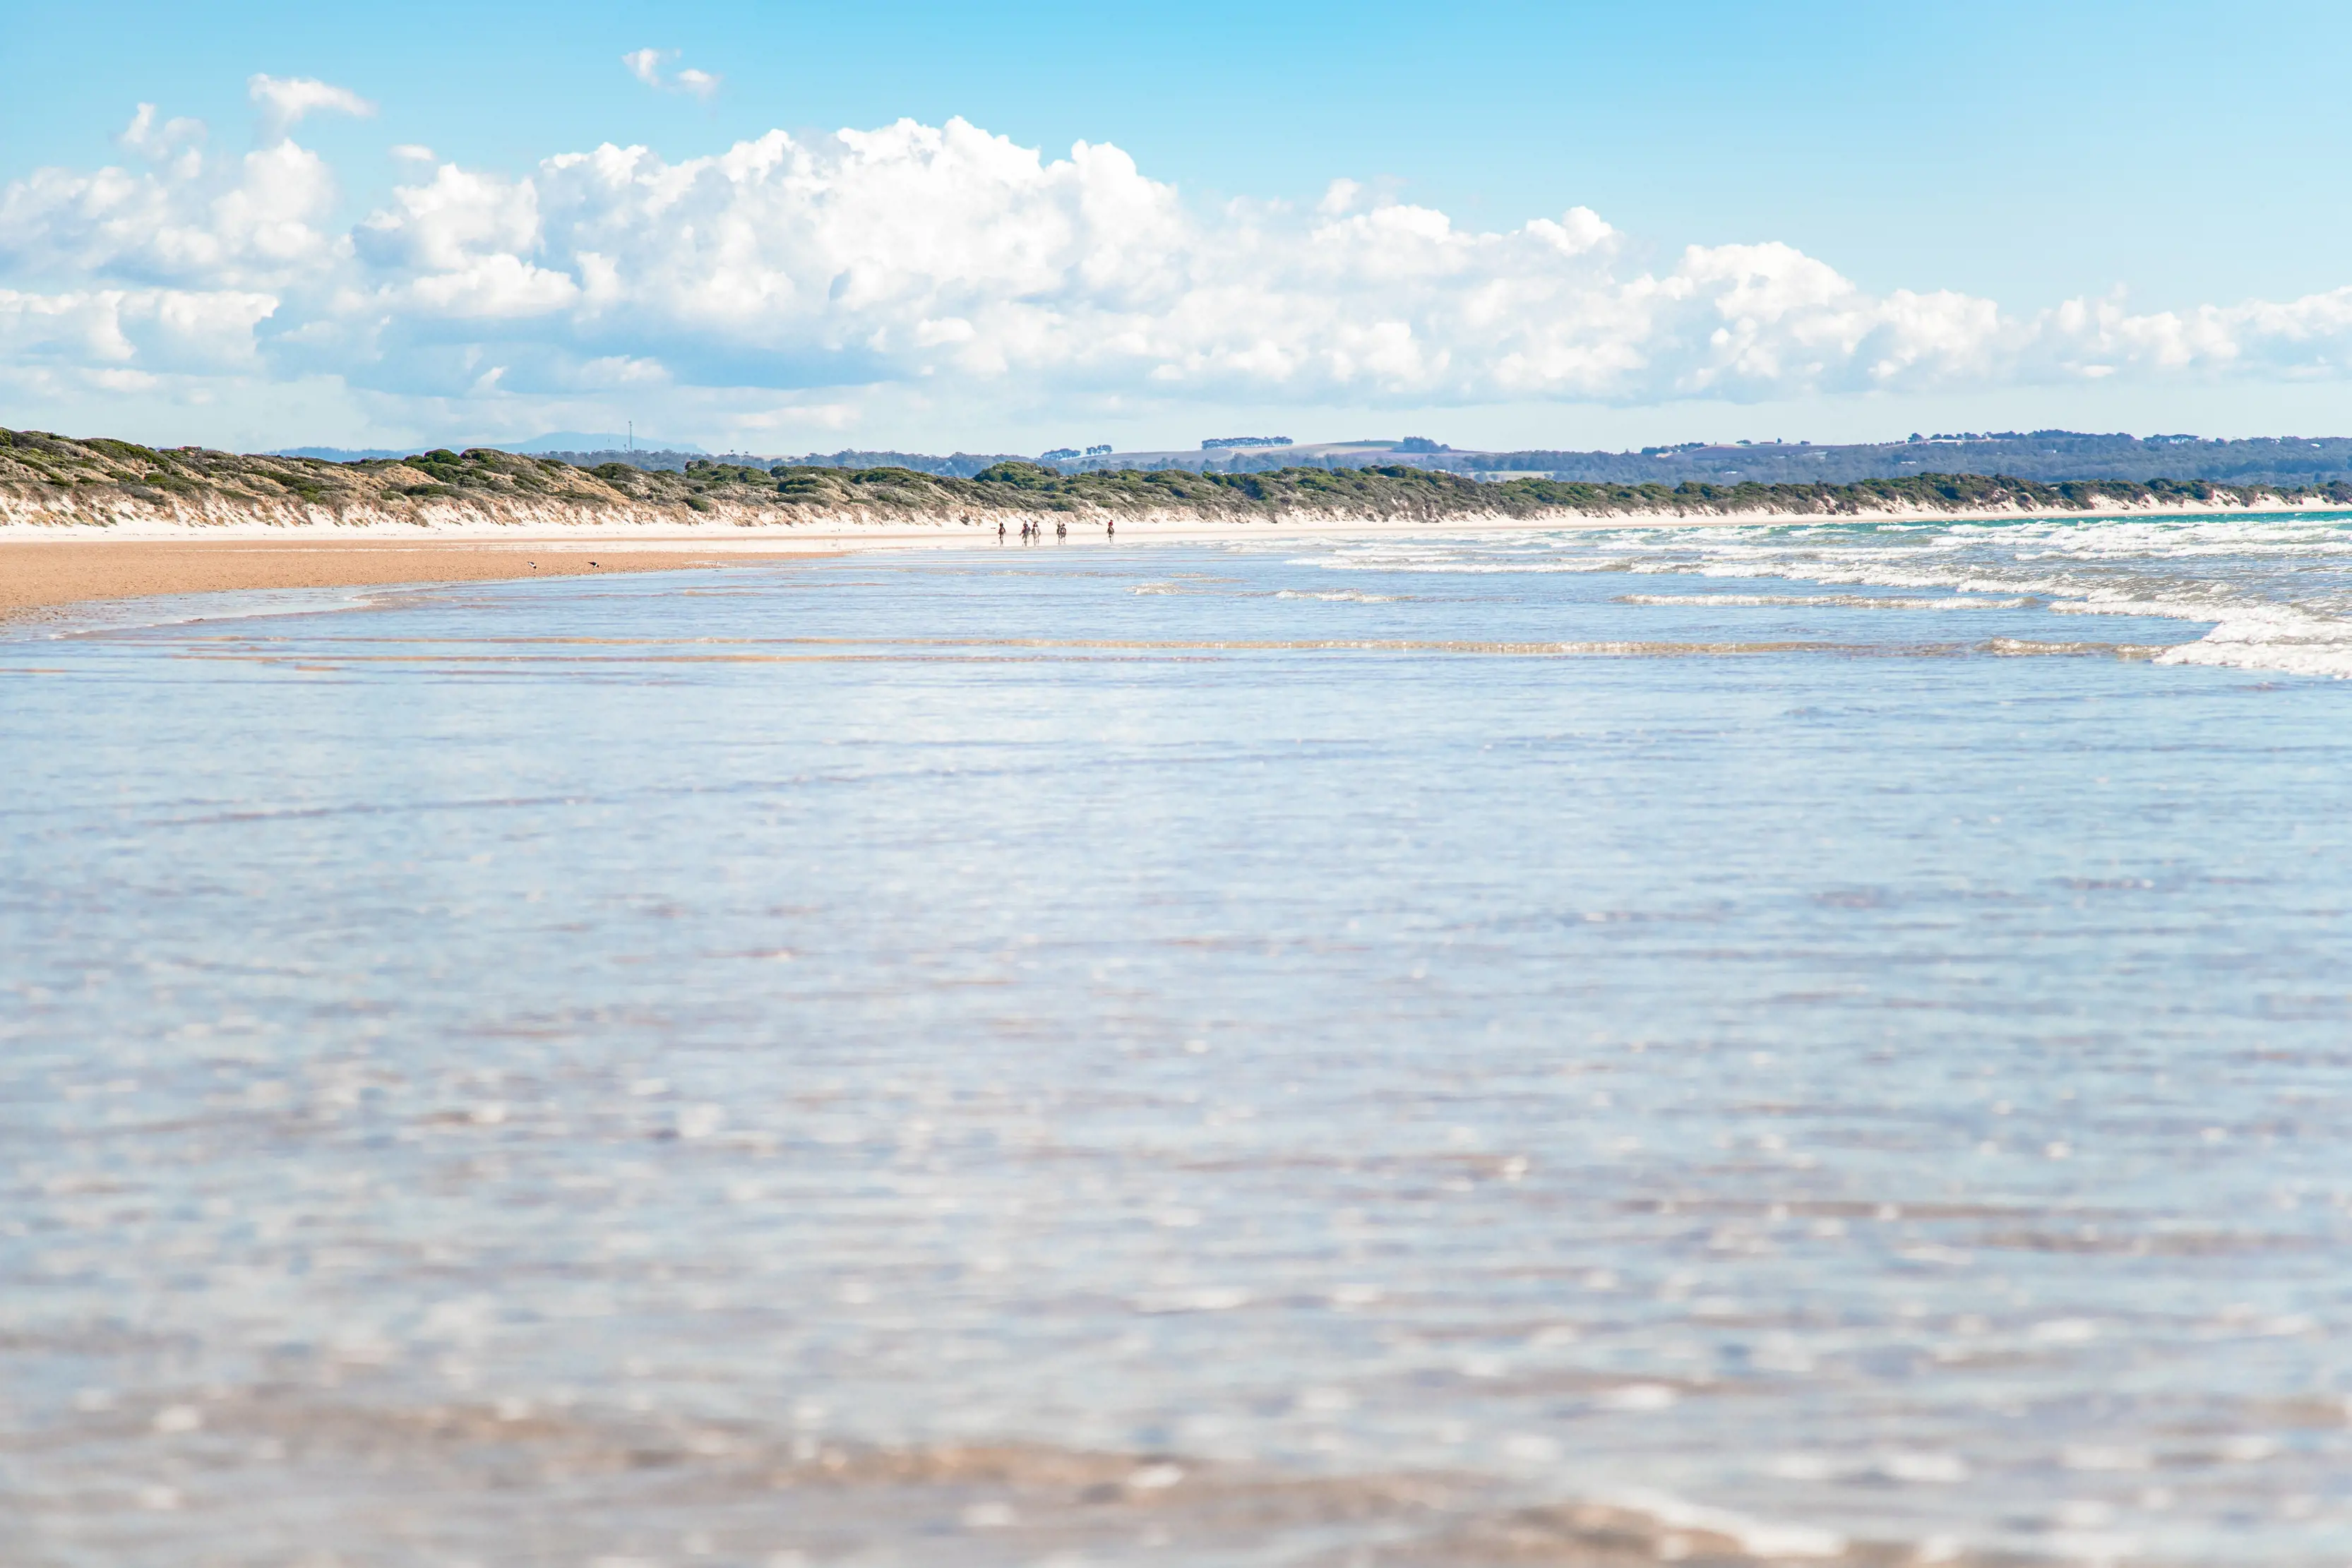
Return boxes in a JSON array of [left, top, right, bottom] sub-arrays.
[[8, 513, 2352, 1567]]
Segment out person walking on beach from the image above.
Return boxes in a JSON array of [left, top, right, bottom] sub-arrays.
[[1056, 520, 1066, 541], [1106, 518, 1116, 540], [998, 520, 1006, 543]]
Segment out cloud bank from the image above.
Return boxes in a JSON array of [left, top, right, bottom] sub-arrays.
[[6, 95, 2352, 441]]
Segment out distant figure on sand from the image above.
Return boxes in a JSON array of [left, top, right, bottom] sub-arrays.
[[1056, 520, 1067, 541], [998, 521, 1005, 542], [1106, 520, 1116, 540]]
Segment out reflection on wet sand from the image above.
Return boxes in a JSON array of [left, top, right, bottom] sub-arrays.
[[9, 538, 2352, 1566], [41, 1390, 1983, 1567]]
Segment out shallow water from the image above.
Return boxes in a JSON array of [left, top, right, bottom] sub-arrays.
[[8, 517, 2352, 1567]]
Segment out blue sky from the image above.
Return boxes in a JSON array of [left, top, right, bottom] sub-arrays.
[[6, 0, 2352, 453]]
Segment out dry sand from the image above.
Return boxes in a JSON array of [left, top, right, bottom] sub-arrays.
[[0, 536, 850, 626]]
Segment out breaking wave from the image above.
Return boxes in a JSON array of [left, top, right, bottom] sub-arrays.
[[1295, 510, 2352, 678]]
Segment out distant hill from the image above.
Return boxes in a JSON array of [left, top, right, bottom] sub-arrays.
[[271, 433, 710, 463], [513, 447, 1026, 477], [1048, 439, 1455, 475], [789, 448, 1028, 478], [270, 446, 412, 462], [178, 429, 2352, 490], [1031, 431, 2352, 486], [503, 432, 708, 455], [1433, 431, 2352, 488], [525, 449, 721, 474]]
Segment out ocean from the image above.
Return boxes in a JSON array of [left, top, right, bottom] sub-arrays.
[[8, 513, 2352, 1566]]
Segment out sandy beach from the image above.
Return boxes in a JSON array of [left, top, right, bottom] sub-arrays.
[[0, 535, 856, 626], [0, 517, 1500, 623], [2, 492, 2333, 626]]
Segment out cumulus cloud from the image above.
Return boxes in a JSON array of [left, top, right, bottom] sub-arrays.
[[623, 49, 720, 100], [0, 286, 276, 374], [248, 75, 376, 142], [8, 105, 2352, 433], [0, 108, 344, 291], [119, 104, 208, 179], [621, 48, 666, 88], [357, 161, 578, 318]]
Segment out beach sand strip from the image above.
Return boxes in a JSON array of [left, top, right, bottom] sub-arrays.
[[0, 538, 837, 625]]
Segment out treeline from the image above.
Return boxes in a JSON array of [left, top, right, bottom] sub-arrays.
[[530, 448, 714, 474], [546, 447, 1030, 478], [1443, 432, 2352, 488]]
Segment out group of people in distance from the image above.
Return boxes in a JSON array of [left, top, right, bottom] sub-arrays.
[[998, 517, 1115, 543]]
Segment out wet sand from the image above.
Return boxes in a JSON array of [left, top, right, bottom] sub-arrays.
[[0, 522, 1473, 624], [11, 529, 2348, 1563], [0, 537, 842, 625]]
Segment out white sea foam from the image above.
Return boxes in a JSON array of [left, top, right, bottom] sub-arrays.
[[1616, 593, 2035, 610], [1299, 510, 2352, 678], [18, 585, 391, 640]]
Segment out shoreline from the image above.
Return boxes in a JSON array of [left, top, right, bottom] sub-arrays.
[[0, 537, 844, 627], [4, 497, 2343, 625]]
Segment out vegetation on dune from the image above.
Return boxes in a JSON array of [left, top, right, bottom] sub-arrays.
[[6, 427, 2352, 526]]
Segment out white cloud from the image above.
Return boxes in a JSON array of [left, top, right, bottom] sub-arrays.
[[119, 104, 208, 179], [621, 48, 667, 89], [0, 286, 276, 373], [623, 49, 720, 100], [10, 107, 2352, 443], [0, 112, 344, 288], [247, 76, 376, 142]]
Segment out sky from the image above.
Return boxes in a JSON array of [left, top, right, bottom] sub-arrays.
[[6, 0, 2352, 455]]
